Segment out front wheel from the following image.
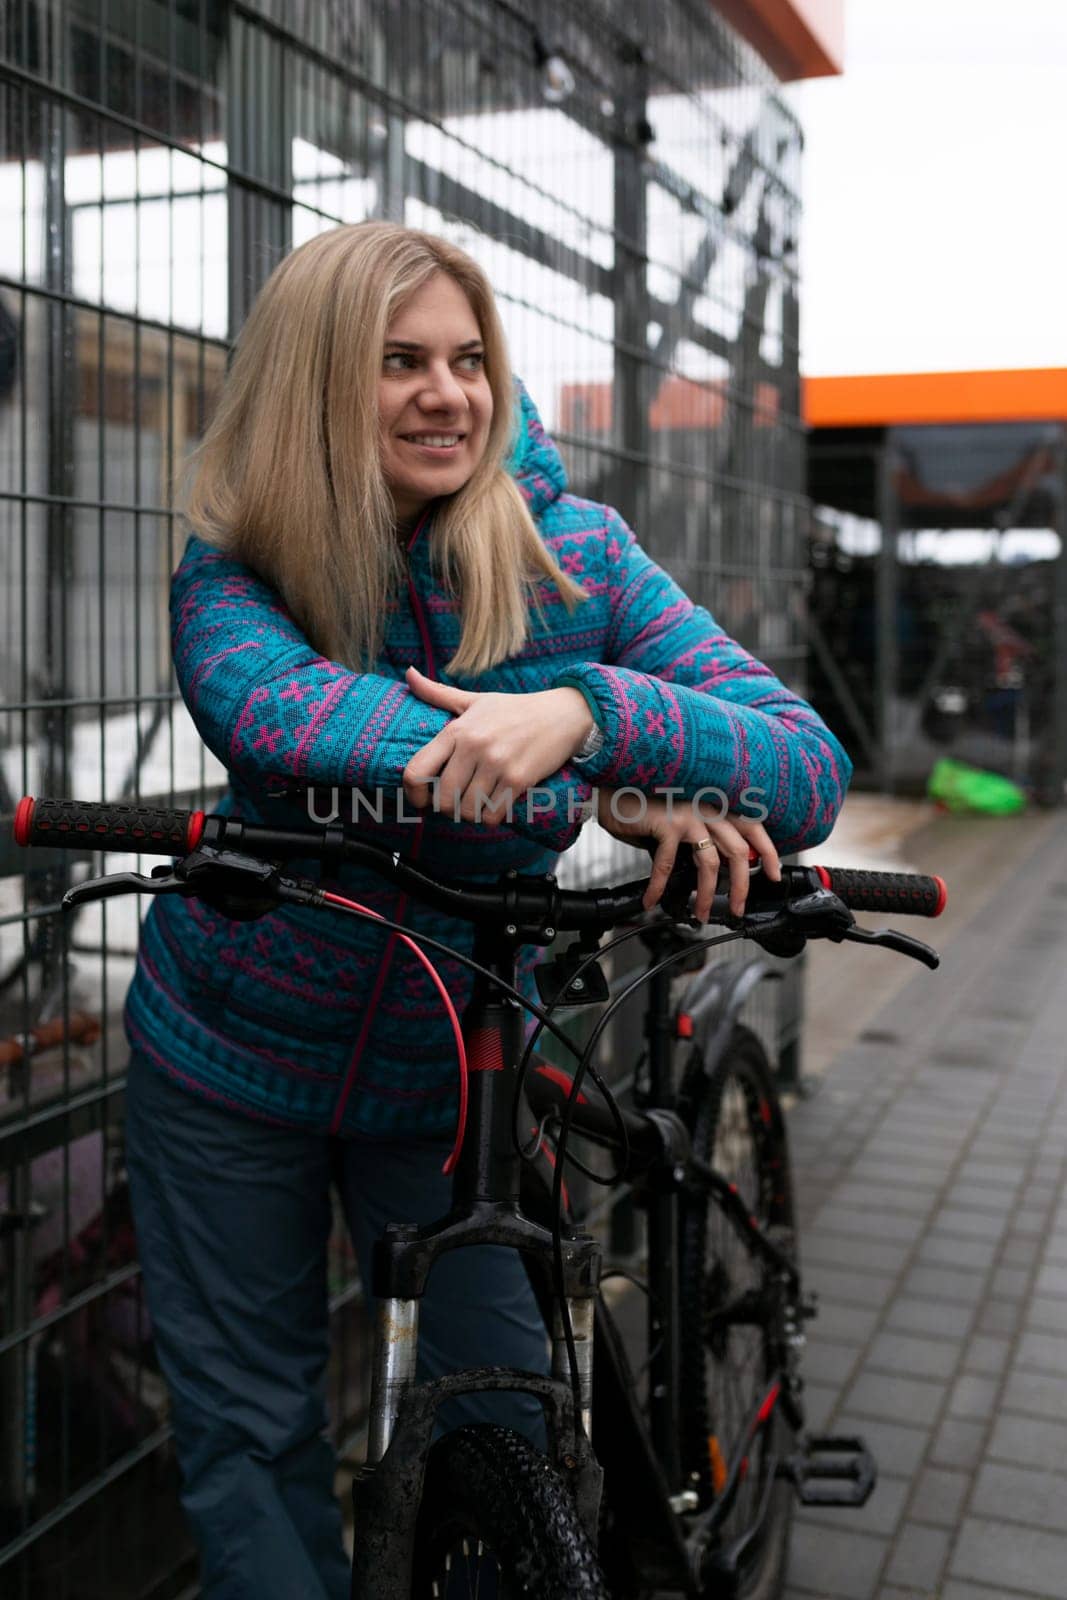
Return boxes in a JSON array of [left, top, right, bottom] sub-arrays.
[[679, 1026, 797, 1600], [412, 1424, 609, 1599]]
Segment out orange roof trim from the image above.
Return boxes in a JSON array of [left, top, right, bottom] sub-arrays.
[[804, 369, 1067, 428], [713, 0, 844, 81]]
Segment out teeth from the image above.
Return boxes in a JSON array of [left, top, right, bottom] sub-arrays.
[[406, 434, 460, 447]]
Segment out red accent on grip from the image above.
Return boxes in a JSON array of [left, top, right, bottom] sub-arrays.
[[823, 867, 947, 918], [14, 796, 34, 846], [14, 798, 196, 853], [675, 1011, 694, 1039], [187, 810, 206, 849], [813, 864, 832, 890]]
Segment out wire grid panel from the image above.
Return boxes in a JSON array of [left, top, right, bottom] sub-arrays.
[[0, 1, 807, 1592]]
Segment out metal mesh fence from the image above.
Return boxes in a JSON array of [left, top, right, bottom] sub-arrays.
[[0, 1, 806, 1591]]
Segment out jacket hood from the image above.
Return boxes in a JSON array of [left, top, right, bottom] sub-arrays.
[[506, 378, 568, 517]]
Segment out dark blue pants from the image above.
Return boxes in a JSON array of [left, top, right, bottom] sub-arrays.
[[124, 1053, 549, 1600]]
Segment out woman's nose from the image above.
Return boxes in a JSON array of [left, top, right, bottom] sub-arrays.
[[418, 361, 466, 412]]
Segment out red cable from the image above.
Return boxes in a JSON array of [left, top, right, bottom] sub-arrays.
[[321, 890, 469, 1174]]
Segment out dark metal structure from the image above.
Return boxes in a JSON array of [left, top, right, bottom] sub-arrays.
[[0, 2, 807, 1591], [808, 422, 1067, 800]]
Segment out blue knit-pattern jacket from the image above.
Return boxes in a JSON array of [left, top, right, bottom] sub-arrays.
[[124, 383, 852, 1138]]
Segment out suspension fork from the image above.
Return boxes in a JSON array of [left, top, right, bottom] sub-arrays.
[[366, 935, 600, 1462]]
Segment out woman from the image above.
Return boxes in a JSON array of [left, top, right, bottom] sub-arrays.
[[123, 222, 851, 1599]]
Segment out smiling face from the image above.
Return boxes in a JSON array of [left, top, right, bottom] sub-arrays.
[[378, 271, 494, 528]]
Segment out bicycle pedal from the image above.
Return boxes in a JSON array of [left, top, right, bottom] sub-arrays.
[[780, 1434, 876, 1507]]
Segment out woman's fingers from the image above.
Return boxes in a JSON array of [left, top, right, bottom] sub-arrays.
[[642, 835, 679, 911], [405, 665, 477, 714], [719, 828, 751, 918], [403, 727, 454, 807], [689, 833, 720, 923], [734, 816, 781, 881]]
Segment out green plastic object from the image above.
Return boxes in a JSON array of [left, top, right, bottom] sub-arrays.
[[927, 757, 1027, 815]]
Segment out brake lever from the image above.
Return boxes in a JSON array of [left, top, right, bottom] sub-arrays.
[[63, 864, 186, 908], [841, 926, 940, 969], [61, 846, 289, 922]]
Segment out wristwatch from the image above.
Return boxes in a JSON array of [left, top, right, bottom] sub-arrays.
[[575, 721, 605, 763]]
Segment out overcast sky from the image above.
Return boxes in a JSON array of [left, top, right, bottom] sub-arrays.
[[786, 0, 1067, 376]]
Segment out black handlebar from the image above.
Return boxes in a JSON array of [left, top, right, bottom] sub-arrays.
[[12, 796, 947, 945]]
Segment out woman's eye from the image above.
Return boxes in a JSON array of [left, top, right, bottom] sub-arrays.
[[458, 352, 485, 371], [383, 352, 416, 370]]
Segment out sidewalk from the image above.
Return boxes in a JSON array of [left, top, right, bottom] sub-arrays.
[[783, 799, 1067, 1599]]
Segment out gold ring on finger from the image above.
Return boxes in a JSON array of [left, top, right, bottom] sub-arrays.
[[693, 837, 715, 852]]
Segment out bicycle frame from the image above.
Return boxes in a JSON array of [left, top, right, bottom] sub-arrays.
[[350, 924, 605, 1599], [349, 919, 796, 1599]]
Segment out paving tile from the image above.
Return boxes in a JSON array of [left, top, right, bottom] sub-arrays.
[[884, 1296, 974, 1340], [865, 1330, 960, 1381], [829, 1182, 940, 1217], [807, 1266, 898, 1310], [947, 1373, 999, 1421], [804, 1339, 863, 1390], [988, 1263, 1031, 1299], [811, 1206, 923, 1243], [1040, 1234, 1067, 1266], [941, 1584, 1035, 1600], [933, 1206, 1010, 1240], [814, 1301, 882, 1345], [835, 1414, 931, 1478], [950, 1514, 1067, 1596], [988, 1412, 1067, 1471], [930, 1417, 986, 1470], [787, 1523, 888, 1600], [908, 1464, 970, 1527], [955, 1162, 1026, 1187], [1011, 1207, 1050, 1237], [974, 1298, 1021, 1336], [962, 1334, 1011, 1376], [1021, 1182, 1059, 1210], [883, 1522, 951, 1591], [971, 1460, 1067, 1532], [1030, 1260, 1067, 1299], [861, 1159, 954, 1187], [1001, 1368, 1067, 1425], [1026, 1294, 1067, 1334], [1014, 1329, 1067, 1377], [1000, 1233, 1042, 1270], [917, 1233, 999, 1271], [945, 1181, 1022, 1213], [804, 1233, 912, 1275], [844, 1371, 946, 1428], [900, 1264, 987, 1306]]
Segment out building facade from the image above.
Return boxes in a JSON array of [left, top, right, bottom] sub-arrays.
[[806, 370, 1067, 800]]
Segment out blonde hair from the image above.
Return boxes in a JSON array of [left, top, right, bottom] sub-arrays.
[[177, 222, 587, 675]]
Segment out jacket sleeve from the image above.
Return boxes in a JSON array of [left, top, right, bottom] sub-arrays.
[[553, 513, 852, 853], [172, 536, 591, 852]]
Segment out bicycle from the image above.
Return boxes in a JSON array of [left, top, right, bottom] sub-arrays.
[[12, 795, 946, 1598]]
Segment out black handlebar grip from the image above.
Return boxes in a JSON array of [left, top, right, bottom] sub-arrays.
[[14, 796, 206, 854], [813, 865, 946, 918]]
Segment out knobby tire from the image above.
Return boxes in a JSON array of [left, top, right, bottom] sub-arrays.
[[412, 1423, 609, 1599], [679, 1025, 796, 1600]]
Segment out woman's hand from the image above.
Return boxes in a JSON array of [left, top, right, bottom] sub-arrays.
[[595, 787, 781, 921], [402, 666, 594, 823]]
